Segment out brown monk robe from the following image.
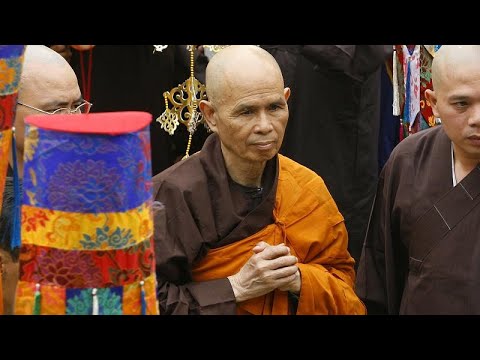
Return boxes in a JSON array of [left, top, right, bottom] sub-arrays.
[[153, 45, 365, 315], [356, 45, 480, 314], [190, 146, 363, 314]]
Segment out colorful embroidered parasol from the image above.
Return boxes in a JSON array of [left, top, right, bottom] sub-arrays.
[[14, 111, 159, 315]]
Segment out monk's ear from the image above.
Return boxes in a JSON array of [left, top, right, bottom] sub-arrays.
[[425, 89, 440, 118], [199, 100, 218, 133], [284, 87, 291, 102]]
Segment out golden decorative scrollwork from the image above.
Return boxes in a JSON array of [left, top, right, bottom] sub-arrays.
[[157, 110, 179, 136], [160, 76, 207, 135], [156, 45, 231, 158]]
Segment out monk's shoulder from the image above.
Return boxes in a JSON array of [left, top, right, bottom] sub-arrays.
[[278, 154, 333, 204], [152, 152, 204, 198]]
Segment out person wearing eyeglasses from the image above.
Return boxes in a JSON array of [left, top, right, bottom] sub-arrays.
[[17, 100, 91, 116], [0, 45, 84, 314], [13, 48, 89, 177]]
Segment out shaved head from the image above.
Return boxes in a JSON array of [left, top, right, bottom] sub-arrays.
[[19, 45, 75, 98], [432, 45, 480, 93], [424, 45, 480, 168], [199, 45, 290, 187], [23, 45, 70, 67], [205, 45, 285, 105], [13, 45, 81, 177]]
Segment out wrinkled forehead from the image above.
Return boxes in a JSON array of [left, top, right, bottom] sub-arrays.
[[222, 62, 284, 92]]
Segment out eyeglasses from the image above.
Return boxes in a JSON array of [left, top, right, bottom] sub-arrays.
[[17, 100, 93, 115]]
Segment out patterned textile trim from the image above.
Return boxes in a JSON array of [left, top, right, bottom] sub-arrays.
[[0, 128, 12, 215], [23, 125, 152, 213], [19, 237, 155, 288], [21, 201, 153, 250], [0, 93, 18, 130], [0, 46, 25, 96], [15, 274, 158, 315]]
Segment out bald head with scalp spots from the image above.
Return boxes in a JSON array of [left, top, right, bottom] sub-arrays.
[[205, 45, 285, 106], [19, 45, 75, 96]]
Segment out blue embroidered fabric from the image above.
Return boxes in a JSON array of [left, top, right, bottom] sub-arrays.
[[0, 45, 25, 58], [23, 125, 152, 213]]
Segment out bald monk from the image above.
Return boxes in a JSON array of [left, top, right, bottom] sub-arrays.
[[152, 45, 365, 315], [356, 45, 480, 314], [0, 45, 84, 314]]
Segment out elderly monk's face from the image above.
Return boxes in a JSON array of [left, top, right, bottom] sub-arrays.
[[212, 66, 290, 165]]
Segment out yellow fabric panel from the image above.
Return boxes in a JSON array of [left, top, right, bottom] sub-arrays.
[[123, 274, 159, 315], [16, 281, 67, 315], [14, 281, 35, 315], [21, 202, 153, 250]]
